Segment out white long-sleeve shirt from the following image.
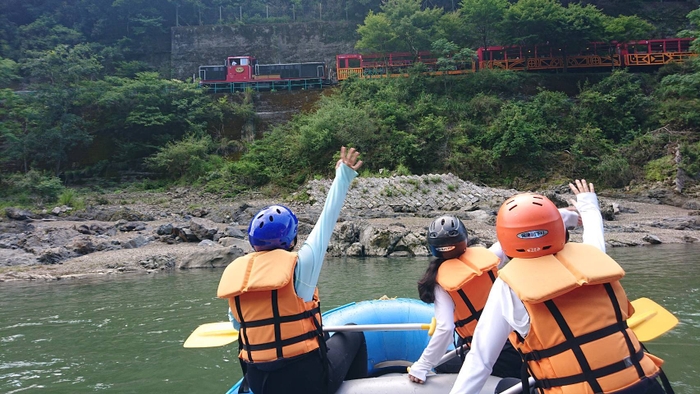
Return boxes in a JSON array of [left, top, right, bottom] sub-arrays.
[[448, 192, 604, 394], [407, 242, 509, 382]]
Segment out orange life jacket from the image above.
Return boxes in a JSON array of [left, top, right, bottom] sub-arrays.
[[217, 249, 323, 363], [499, 243, 662, 394], [435, 246, 499, 342]]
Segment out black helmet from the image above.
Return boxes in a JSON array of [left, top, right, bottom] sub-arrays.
[[427, 215, 468, 259]]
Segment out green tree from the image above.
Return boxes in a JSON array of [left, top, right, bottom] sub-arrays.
[[356, 12, 396, 53], [578, 70, 655, 142], [502, 0, 566, 47], [431, 38, 474, 92], [434, 12, 469, 48], [503, 0, 608, 70], [604, 15, 655, 43], [0, 89, 41, 172], [0, 57, 20, 88], [18, 16, 84, 53], [459, 0, 508, 49], [23, 43, 103, 85], [654, 61, 700, 131], [355, 0, 443, 55], [85, 72, 221, 169], [678, 6, 700, 53], [146, 133, 215, 180], [560, 3, 607, 54]]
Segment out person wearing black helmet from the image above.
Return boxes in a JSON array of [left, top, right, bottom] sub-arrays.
[[217, 146, 367, 394], [408, 215, 523, 384]]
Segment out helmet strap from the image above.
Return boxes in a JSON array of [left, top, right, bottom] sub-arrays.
[[287, 236, 298, 251]]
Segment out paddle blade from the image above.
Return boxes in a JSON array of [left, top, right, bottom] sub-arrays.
[[183, 322, 239, 348], [629, 297, 679, 342]]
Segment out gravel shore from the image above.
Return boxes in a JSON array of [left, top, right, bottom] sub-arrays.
[[2, 175, 700, 282]]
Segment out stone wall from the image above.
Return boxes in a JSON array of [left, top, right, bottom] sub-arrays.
[[171, 21, 358, 80]]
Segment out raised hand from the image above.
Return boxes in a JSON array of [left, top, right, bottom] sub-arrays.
[[336, 146, 363, 171], [569, 179, 594, 195]]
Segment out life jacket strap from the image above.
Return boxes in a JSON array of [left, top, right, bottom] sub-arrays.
[[535, 349, 645, 390], [522, 321, 628, 361], [241, 330, 322, 352], [238, 306, 322, 328]]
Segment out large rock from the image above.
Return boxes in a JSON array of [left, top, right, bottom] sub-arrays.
[[178, 245, 246, 269], [357, 224, 425, 257], [189, 218, 220, 240], [0, 249, 39, 267], [5, 207, 34, 221]]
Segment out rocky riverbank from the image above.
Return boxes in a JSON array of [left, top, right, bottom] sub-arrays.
[[2, 174, 700, 281]]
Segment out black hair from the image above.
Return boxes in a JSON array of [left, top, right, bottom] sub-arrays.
[[417, 257, 446, 304]]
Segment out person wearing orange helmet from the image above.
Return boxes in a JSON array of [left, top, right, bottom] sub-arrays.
[[217, 146, 368, 394], [408, 181, 594, 386], [447, 180, 670, 394]]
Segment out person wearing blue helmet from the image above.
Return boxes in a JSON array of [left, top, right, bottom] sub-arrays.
[[217, 146, 366, 394]]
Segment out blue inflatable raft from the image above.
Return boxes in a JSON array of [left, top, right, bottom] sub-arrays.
[[227, 298, 504, 394]]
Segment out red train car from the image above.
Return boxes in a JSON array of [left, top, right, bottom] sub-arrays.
[[618, 38, 695, 67], [336, 37, 696, 80], [336, 51, 474, 81], [477, 41, 620, 71]]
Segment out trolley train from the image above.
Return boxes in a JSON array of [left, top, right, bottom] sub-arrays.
[[198, 37, 696, 92]]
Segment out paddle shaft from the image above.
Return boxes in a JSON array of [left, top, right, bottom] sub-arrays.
[[324, 322, 431, 333], [436, 343, 469, 367]]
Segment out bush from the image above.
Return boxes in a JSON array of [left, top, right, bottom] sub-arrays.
[[58, 188, 86, 210], [145, 134, 215, 181], [644, 156, 675, 182], [0, 170, 65, 205], [595, 155, 635, 188]]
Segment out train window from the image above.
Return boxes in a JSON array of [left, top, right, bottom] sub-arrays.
[[535, 45, 551, 57], [239, 58, 249, 66], [665, 41, 680, 52], [348, 58, 360, 68], [633, 44, 648, 54], [505, 47, 521, 59], [681, 40, 691, 52], [491, 50, 505, 60]]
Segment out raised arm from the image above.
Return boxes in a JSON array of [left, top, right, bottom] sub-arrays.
[[294, 147, 363, 302], [569, 179, 605, 252]]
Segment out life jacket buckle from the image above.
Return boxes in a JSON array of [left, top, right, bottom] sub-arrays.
[[526, 350, 542, 361]]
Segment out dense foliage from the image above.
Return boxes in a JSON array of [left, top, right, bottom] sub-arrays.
[[2, 0, 700, 206], [213, 63, 700, 193]]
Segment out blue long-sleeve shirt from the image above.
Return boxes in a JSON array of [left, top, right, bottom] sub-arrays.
[[294, 162, 358, 301], [229, 162, 358, 328]]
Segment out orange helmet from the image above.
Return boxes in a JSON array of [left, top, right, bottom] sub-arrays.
[[496, 193, 566, 258]]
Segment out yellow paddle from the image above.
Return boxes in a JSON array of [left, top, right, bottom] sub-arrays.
[[628, 297, 679, 342], [185, 297, 678, 349], [183, 322, 240, 349], [407, 297, 680, 377], [183, 318, 437, 349]]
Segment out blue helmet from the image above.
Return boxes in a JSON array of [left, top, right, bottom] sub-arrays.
[[248, 205, 299, 252]]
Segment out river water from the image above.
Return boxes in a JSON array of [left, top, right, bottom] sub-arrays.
[[1, 244, 699, 394]]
